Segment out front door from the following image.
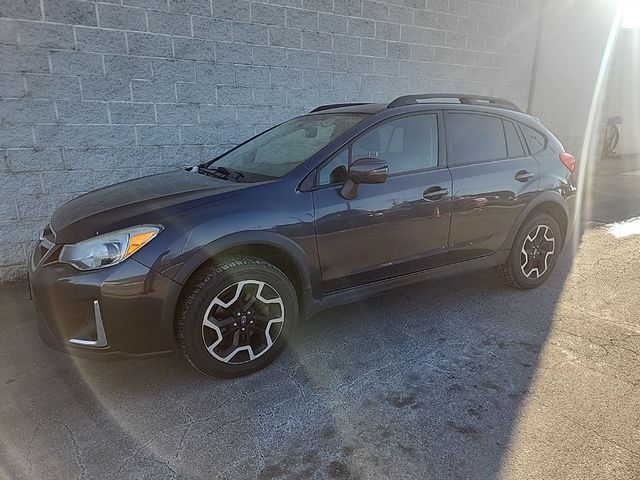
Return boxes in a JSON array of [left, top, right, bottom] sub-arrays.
[[312, 113, 452, 292]]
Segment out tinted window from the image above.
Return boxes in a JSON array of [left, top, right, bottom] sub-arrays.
[[318, 114, 439, 185], [521, 124, 547, 154], [447, 113, 507, 165], [504, 120, 525, 157]]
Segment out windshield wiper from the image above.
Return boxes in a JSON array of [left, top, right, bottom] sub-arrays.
[[198, 164, 245, 182], [196, 165, 229, 180]]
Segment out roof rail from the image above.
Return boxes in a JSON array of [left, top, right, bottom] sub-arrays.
[[310, 102, 370, 113], [387, 94, 523, 113]]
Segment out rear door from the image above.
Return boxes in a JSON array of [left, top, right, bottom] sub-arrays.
[[445, 111, 539, 262]]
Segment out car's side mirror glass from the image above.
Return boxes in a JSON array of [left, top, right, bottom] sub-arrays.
[[340, 157, 388, 200]]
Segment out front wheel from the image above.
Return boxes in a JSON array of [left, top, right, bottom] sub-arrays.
[[496, 213, 562, 289], [176, 257, 298, 377]]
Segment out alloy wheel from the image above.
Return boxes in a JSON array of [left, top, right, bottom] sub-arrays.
[[520, 224, 556, 279], [201, 280, 285, 364]]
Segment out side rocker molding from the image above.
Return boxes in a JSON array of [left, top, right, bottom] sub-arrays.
[[314, 250, 510, 315]]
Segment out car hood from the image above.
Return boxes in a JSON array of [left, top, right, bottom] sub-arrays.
[[51, 170, 247, 244]]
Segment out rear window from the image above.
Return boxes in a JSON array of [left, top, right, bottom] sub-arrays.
[[520, 124, 547, 154], [447, 113, 507, 165]]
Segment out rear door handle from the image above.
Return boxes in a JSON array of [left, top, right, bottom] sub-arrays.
[[515, 170, 534, 182], [423, 186, 449, 201]]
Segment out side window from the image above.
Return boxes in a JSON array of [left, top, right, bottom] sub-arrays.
[[503, 120, 525, 158], [520, 124, 547, 154], [447, 113, 507, 165], [352, 115, 438, 175], [318, 148, 349, 186], [318, 114, 439, 186]]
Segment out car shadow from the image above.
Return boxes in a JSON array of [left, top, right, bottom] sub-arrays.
[[0, 248, 574, 480]]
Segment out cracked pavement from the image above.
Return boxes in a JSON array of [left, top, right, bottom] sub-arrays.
[[1, 156, 640, 479]]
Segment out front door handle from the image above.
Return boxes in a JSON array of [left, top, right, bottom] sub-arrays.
[[515, 170, 534, 182], [423, 186, 449, 201]]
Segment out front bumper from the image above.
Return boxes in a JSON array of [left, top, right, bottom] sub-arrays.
[[29, 250, 180, 359]]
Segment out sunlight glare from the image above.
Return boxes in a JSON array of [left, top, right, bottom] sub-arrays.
[[607, 216, 640, 238], [620, 0, 640, 29]]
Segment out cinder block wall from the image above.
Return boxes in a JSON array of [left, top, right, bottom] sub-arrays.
[[0, 0, 539, 281]]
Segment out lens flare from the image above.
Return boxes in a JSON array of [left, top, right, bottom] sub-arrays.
[[620, 0, 640, 29], [572, 6, 624, 249]]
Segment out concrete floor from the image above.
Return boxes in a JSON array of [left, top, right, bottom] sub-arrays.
[[1, 156, 640, 479]]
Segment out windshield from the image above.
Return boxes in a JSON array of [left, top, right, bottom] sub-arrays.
[[208, 113, 367, 178]]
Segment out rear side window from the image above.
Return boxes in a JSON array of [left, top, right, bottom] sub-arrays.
[[504, 120, 525, 158], [520, 124, 547, 154], [447, 113, 507, 165]]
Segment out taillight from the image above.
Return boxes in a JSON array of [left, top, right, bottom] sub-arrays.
[[559, 152, 576, 173]]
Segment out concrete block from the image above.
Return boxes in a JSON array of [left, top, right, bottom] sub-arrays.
[[110, 102, 156, 124], [0, 73, 26, 98], [81, 77, 131, 102], [148, 10, 192, 37], [98, 4, 147, 31], [137, 125, 181, 144], [251, 3, 286, 26], [232, 22, 269, 45], [127, 32, 173, 58], [215, 42, 252, 64], [169, 0, 211, 16], [131, 80, 177, 102], [269, 27, 302, 49], [198, 104, 236, 124], [105, 55, 153, 80], [0, 46, 49, 73], [34, 125, 136, 147], [192, 16, 233, 41], [152, 58, 194, 82], [56, 100, 110, 124], [0, 0, 42, 20], [6, 148, 64, 172], [43, 0, 97, 26], [0, 126, 34, 148], [26, 75, 81, 100], [211, 0, 250, 21], [318, 13, 348, 34], [50, 51, 103, 76], [76, 27, 128, 54], [156, 103, 198, 125], [173, 37, 216, 61]]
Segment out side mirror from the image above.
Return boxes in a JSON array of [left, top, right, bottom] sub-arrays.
[[340, 157, 388, 200]]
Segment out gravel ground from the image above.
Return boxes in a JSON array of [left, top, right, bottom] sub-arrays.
[[1, 156, 639, 479]]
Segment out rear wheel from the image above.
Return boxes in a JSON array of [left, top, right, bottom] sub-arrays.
[[497, 213, 562, 289], [176, 257, 298, 377]]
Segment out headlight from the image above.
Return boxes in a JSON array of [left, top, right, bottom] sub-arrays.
[[59, 225, 162, 271]]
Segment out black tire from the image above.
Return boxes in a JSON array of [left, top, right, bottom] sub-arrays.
[[496, 213, 562, 289], [176, 256, 298, 378]]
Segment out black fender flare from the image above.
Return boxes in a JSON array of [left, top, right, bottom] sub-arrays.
[[159, 231, 316, 338], [500, 190, 569, 252]]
